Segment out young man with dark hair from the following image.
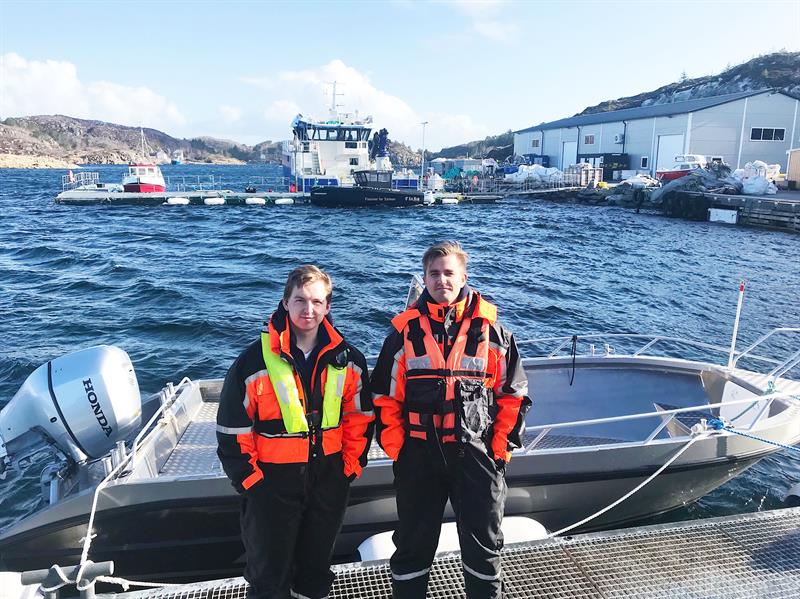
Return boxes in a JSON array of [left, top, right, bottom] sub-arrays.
[[372, 241, 531, 599], [217, 265, 374, 599]]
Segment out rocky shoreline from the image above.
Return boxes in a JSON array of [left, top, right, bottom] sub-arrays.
[[0, 152, 249, 169], [0, 153, 80, 169]]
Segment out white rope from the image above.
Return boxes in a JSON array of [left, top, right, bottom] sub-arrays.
[[97, 576, 180, 591], [39, 564, 73, 592], [547, 431, 712, 538]]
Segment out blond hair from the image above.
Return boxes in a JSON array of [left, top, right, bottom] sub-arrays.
[[422, 241, 469, 274], [283, 265, 333, 303]]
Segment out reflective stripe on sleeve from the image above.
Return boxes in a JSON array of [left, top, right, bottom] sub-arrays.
[[245, 369, 269, 387], [216, 425, 253, 435]]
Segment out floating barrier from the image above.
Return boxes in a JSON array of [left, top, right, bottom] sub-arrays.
[[203, 197, 225, 206], [165, 197, 189, 206], [274, 197, 295, 206], [244, 197, 266, 206]]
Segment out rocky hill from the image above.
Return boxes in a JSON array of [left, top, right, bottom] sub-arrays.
[[432, 51, 800, 161], [0, 115, 282, 165], [0, 113, 425, 168], [430, 131, 514, 162], [580, 51, 800, 115]]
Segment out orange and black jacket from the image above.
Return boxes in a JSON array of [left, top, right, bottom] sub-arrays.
[[216, 303, 374, 493], [371, 286, 530, 463]]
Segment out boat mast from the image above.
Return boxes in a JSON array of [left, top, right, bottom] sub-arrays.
[[328, 81, 343, 120], [139, 127, 147, 162]]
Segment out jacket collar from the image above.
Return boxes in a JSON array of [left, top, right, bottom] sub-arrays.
[[266, 301, 344, 359], [418, 285, 472, 323], [414, 285, 497, 325]]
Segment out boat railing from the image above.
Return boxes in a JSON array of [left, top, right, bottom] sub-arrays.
[[163, 175, 293, 192], [518, 389, 799, 456], [517, 331, 790, 373], [731, 327, 800, 379], [166, 175, 227, 192], [61, 171, 99, 191], [111, 377, 194, 480]]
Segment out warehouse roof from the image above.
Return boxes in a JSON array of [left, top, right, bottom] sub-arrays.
[[514, 89, 788, 134]]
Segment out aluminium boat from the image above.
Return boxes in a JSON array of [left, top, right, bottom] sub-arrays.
[[0, 326, 798, 584]]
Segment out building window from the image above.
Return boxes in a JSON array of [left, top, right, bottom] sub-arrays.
[[641, 156, 649, 169], [345, 141, 358, 149], [349, 158, 359, 166], [531, 139, 540, 148], [750, 127, 785, 141], [584, 134, 595, 145]]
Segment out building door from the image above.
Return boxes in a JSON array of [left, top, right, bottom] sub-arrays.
[[655, 134, 685, 173], [561, 141, 577, 169]]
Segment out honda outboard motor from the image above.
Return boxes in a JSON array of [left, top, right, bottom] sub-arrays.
[[0, 346, 141, 478]]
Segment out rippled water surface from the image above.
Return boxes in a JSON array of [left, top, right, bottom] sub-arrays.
[[1, 164, 799, 530]]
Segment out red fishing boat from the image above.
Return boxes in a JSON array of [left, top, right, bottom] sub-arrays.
[[656, 154, 707, 181]]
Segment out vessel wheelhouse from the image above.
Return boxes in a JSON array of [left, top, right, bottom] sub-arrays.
[[121, 163, 166, 193]]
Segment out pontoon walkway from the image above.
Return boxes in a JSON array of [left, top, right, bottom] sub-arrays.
[[109, 506, 800, 598]]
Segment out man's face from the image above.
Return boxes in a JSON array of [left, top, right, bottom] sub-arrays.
[[424, 254, 467, 305], [283, 281, 330, 334]]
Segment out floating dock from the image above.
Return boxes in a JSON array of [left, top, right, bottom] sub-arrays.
[[662, 190, 800, 233], [54, 191, 312, 206], [54, 191, 497, 207], [104, 506, 800, 598]]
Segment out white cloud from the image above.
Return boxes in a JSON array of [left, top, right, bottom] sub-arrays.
[[0, 53, 186, 130], [219, 104, 242, 124], [452, 0, 518, 41], [244, 59, 488, 150]]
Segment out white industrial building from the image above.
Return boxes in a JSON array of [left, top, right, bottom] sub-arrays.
[[513, 90, 800, 177]]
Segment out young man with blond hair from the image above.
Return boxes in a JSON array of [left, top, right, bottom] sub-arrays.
[[372, 241, 530, 599], [217, 265, 374, 599]]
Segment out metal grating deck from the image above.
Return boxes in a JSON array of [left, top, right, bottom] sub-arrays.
[[108, 506, 800, 598], [160, 402, 222, 477]]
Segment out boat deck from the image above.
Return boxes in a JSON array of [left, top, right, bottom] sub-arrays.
[[158, 401, 634, 477], [105, 506, 800, 598]]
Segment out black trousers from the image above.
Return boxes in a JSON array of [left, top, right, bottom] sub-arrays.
[[390, 440, 507, 599], [241, 452, 351, 599]]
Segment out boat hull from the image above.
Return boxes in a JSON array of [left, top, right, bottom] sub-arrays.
[[656, 169, 695, 182], [310, 186, 424, 207], [122, 183, 166, 193], [0, 452, 766, 584]]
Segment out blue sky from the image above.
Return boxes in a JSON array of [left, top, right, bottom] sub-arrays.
[[1, 0, 798, 150]]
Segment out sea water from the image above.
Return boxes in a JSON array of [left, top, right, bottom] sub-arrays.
[[1, 163, 799, 531]]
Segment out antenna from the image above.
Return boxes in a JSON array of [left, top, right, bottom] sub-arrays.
[[326, 81, 344, 117]]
